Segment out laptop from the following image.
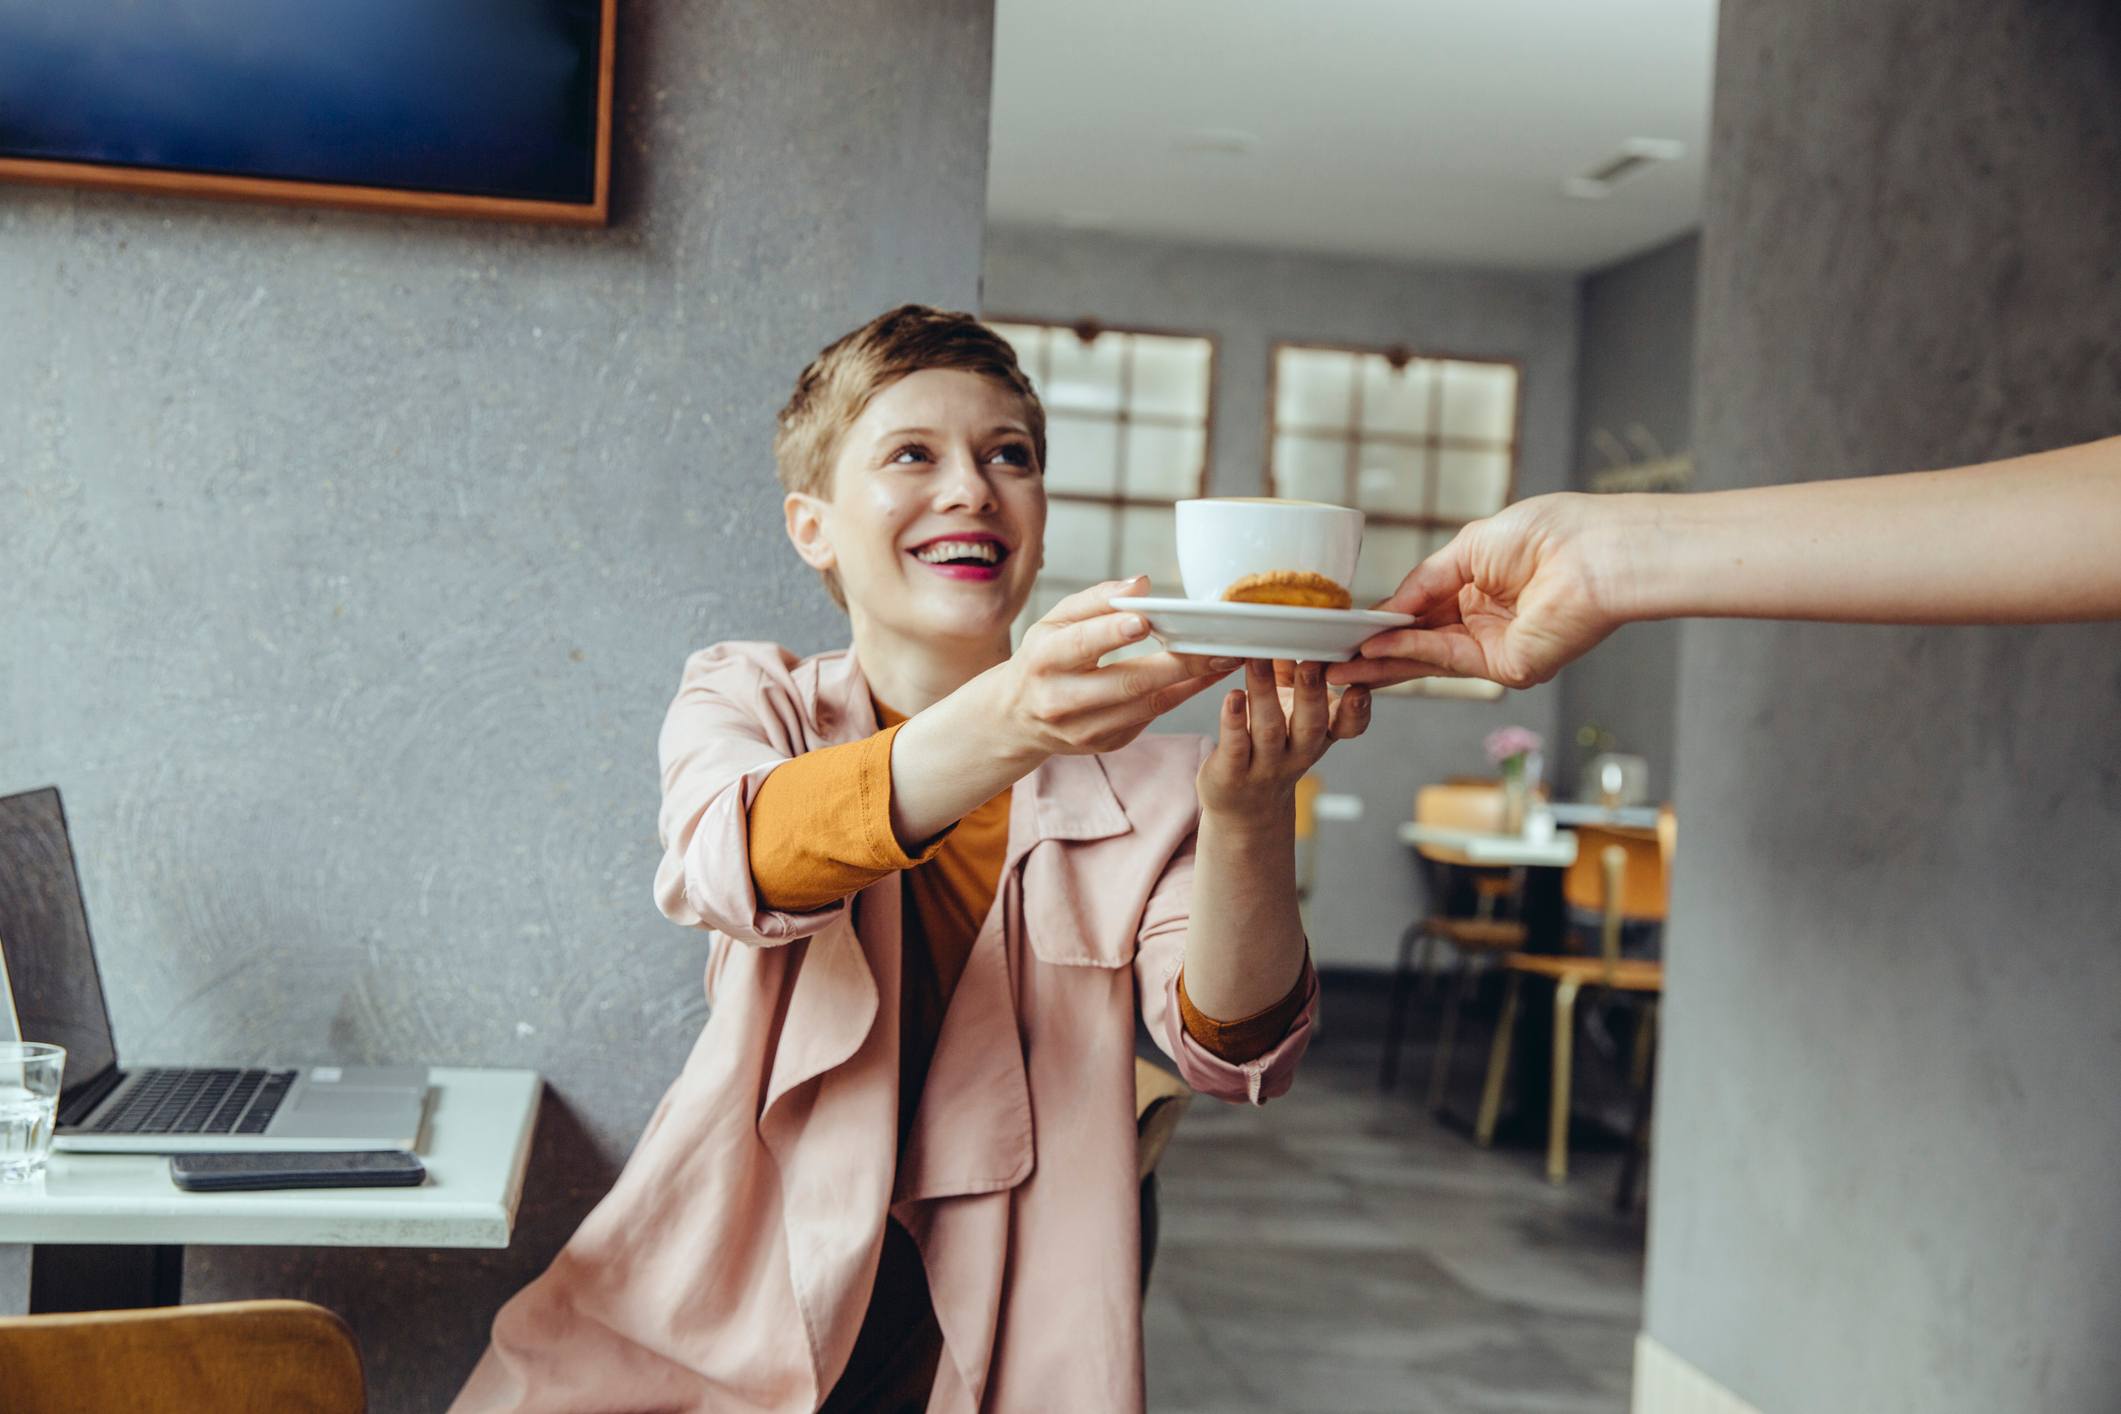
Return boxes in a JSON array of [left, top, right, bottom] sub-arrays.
[[0, 786, 430, 1154]]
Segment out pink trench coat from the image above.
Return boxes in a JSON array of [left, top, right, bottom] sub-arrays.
[[451, 643, 1318, 1414]]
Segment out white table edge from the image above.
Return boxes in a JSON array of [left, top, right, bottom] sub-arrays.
[[0, 1066, 543, 1249]]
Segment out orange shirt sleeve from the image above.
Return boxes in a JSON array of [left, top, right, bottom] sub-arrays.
[[1177, 964, 1311, 1064], [746, 723, 947, 912]]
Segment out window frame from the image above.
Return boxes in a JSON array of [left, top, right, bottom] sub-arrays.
[[985, 314, 1219, 593], [1265, 337, 1524, 535]]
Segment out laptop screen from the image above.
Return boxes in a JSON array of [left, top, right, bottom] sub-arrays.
[[0, 788, 122, 1103]]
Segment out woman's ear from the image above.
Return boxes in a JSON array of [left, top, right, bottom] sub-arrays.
[[784, 493, 836, 574]]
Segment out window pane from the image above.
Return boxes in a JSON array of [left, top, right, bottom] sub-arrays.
[[1046, 331, 1125, 413], [1043, 413, 1121, 497], [1439, 360, 1518, 443], [1271, 432, 1348, 504], [988, 323, 1048, 387], [1116, 505, 1183, 595], [1274, 347, 1356, 433], [1128, 335, 1212, 420], [1352, 440, 1428, 517], [1042, 499, 1117, 582], [1435, 446, 1513, 520], [1122, 422, 1206, 501], [1359, 356, 1435, 437], [1354, 525, 1432, 607]]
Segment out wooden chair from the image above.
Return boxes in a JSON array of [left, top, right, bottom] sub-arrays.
[[1380, 783, 1528, 1109], [1135, 1057, 1195, 1291], [0, 1299, 365, 1414], [1475, 810, 1674, 1189]]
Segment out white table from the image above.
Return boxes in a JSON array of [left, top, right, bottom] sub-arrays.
[[1545, 802, 1662, 830], [1397, 821, 1579, 868], [0, 1067, 540, 1313]]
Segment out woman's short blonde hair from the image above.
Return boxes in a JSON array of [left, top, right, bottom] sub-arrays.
[[775, 304, 1046, 607]]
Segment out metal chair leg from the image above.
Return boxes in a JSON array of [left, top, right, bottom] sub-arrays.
[[1547, 977, 1582, 1184], [1425, 951, 1472, 1115], [1474, 970, 1522, 1147], [1379, 923, 1423, 1091]]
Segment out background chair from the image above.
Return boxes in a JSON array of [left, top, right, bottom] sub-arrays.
[[1475, 811, 1673, 1189], [1380, 783, 1527, 1111], [0, 1299, 364, 1414], [1135, 1056, 1194, 1291]]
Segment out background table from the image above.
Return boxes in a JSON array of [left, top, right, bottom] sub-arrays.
[[0, 1067, 540, 1314], [1396, 821, 1579, 868], [1546, 802, 1661, 830]]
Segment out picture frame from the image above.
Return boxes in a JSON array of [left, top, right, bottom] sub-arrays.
[[0, 0, 616, 226]]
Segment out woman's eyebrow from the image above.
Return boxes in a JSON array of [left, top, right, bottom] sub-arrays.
[[873, 423, 1029, 444]]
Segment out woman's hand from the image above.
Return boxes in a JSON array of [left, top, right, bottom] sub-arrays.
[[1197, 659, 1370, 820], [1327, 494, 1631, 691], [986, 576, 1235, 758], [891, 577, 1232, 846]]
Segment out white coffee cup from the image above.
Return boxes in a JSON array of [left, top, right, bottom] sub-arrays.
[[1174, 498, 1365, 604]]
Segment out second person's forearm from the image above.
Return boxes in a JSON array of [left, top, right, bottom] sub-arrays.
[[1619, 437, 2121, 626]]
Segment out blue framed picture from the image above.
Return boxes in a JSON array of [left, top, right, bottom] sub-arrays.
[[0, 0, 614, 224]]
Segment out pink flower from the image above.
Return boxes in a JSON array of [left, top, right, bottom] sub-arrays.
[[1484, 726, 1543, 764]]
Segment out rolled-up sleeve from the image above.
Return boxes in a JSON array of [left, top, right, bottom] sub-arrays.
[[652, 644, 861, 946], [1133, 827, 1319, 1106]]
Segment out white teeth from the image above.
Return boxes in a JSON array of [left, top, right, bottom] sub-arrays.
[[913, 540, 1001, 564]]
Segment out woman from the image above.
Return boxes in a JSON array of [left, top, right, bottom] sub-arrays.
[[452, 306, 1371, 1412]]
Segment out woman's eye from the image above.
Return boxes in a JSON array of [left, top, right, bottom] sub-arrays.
[[990, 443, 1037, 471], [889, 444, 932, 466]]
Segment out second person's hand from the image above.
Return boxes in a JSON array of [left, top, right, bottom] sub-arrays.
[[1327, 495, 1629, 690]]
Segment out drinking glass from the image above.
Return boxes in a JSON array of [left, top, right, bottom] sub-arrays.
[[0, 1042, 65, 1182]]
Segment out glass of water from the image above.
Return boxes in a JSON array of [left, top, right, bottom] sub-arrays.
[[0, 1043, 65, 1183]]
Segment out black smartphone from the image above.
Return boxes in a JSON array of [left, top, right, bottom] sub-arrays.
[[169, 1150, 427, 1192]]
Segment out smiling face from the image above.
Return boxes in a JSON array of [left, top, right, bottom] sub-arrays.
[[785, 367, 1046, 654]]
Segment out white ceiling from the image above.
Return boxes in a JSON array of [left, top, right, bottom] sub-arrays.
[[987, 0, 1719, 273]]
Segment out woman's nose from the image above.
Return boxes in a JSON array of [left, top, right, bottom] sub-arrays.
[[933, 453, 998, 514]]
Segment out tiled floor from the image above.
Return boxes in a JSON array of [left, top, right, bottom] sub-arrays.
[[1144, 991, 1646, 1414]]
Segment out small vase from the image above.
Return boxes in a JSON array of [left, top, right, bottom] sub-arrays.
[[1502, 760, 1528, 834]]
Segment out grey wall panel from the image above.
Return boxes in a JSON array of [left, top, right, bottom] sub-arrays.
[[1, 2, 995, 1406], [1648, 1, 2121, 1409]]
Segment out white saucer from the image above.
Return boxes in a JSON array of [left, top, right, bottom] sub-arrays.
[[1110, 596, 1413, 663]]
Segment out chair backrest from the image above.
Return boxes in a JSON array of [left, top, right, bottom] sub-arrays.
[[1562, 821, 1671, 980], [1414, 782, 1507, 833], [0, 1299, 365, 1414], [1134, 1057, 1194, 1183]]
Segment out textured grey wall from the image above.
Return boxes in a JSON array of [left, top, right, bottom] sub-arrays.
[[1647, 2, 2121, 1410], [982, 226, 1578, 968], [0, 2, 994, 1407], [1557, 234, 1697, 797]]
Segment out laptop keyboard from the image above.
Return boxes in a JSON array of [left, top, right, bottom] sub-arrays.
[[88, 1068, 298, 1135]]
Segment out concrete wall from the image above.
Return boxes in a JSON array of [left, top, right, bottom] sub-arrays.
[[983, 226, 1579, 968], [1646, 2, 2121, 1410], [0, 2, 995, 1407], [1557, 234, 1698, 797]]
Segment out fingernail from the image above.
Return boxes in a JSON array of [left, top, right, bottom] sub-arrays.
[[1210, 657, 1242, 671], [1302, 663, 1322, 685], [1119, 614, 1145, 635]]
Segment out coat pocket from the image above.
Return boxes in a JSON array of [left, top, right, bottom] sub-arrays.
[[1018, 841, 1143, 970]]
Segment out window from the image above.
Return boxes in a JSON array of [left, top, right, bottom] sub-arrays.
[[1269, 342, 1520, 609], [986, 320, 1215, 637]]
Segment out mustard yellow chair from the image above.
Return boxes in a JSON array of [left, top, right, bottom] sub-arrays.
[[0, 1299, 364, 1414]]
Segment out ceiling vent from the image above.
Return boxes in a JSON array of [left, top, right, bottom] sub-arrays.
[[1563, 137, 1685, 199]]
